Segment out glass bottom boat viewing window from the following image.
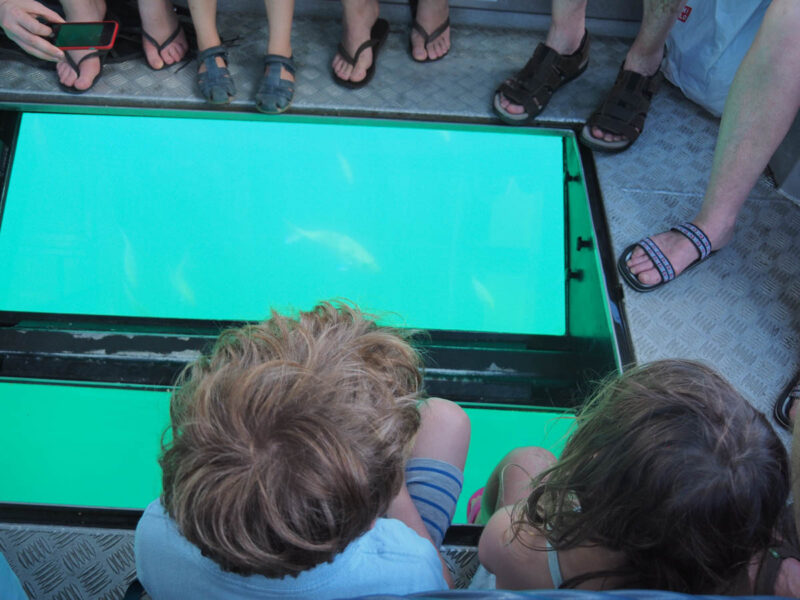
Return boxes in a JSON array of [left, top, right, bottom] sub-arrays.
[[0, 110, 625, 528]]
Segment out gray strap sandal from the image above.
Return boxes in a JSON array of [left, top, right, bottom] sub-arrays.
[[196, 45, 235, 104], [255, 54, 295, 114]]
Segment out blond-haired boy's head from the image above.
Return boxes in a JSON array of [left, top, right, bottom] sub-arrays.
[[160, 301, 422, 577]]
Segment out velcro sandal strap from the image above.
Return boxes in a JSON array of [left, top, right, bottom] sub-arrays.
[[672, 222, 712, 260], [638, 237, 676, 283], [264, 54, 295, 75], [197, 45, 228, 64]]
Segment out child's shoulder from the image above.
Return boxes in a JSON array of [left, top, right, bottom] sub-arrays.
[[340, 518, 447, 594]]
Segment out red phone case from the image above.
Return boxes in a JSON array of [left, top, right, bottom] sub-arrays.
[[54, 21, 119, 51]]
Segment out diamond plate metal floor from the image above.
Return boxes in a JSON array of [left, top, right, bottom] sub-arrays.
[[1, 11, 799, 599]]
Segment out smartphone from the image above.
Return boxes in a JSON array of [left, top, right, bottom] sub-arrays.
[[50, 21, 119, 51]]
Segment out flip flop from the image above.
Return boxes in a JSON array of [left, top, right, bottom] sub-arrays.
[[408, 0, 450, 62], [58, 50, 106, 94], [332, 18, 389, 90], [617, 222, 714, 293], [409, 17, 450, 62], [773, 376, 800, 431], [142, 24, 184, 71], [467, 487, 485, 524]]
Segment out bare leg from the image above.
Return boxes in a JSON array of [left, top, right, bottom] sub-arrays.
[[588, 0, 685, 144], [331, 0, 379, 84], [56, 0, 105, 90], [410, 0, 450, 61], [264, 0, 294, 84], [627, 0, 800, 286], [386, 398, 470, 588], [482, 446, 556, 515], [187, 0, 224, 72], [138, 0, 188, 70], [498, 0, 587, 116]]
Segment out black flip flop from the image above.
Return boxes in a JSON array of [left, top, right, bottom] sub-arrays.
[[409, 17, 450, 62], [58, 50, 106, 94], [773, 376, 800, 431], [332, 18, 389, 90], [142, 24, 184, 71]]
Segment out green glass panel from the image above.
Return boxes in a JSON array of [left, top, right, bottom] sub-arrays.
[[0, 381, 573, 521], [455, 407, 574, 524], [0, 381, 168, 508], [0, 113, 565, 335]]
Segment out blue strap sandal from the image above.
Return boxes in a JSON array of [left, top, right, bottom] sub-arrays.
[[255, 54, 295, 114], [196, 45, 235, 104], [617, 222, 714, 293]]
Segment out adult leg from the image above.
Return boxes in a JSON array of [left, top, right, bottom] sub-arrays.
[[625, 0, 800, 287], [586, 0, 685, 145], [386, 397, 470, 587], [56, 0, 105, 90], [331, 0, 379, 84], [410, 0, 450, 61], [497, 0, 587, 117], [138, 0, 188, 70]]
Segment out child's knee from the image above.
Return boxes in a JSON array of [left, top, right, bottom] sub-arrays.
[[421, 397, 471, 438], [501, 446, 556, 475]]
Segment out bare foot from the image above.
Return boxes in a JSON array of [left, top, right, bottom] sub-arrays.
[[410, 0, 450, 61], [625, 223, 731, 286], [57, 49, 101, 91], [332, 0, 379, 84], [138, 0, 188, 70]]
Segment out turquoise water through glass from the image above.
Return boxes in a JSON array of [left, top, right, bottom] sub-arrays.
[[0, 113, 565, 334]]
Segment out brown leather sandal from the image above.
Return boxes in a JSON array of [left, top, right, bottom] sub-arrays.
[[580, 63, 662, 153], [493, 30, 589, 125]]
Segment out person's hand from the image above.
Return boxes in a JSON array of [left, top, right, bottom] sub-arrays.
[[0, 0, 64, 61]]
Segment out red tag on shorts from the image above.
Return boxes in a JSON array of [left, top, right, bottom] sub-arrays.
[[678, 5, 692, 22]]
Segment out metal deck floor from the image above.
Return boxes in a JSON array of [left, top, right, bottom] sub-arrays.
[[1, 12, 799, 599]]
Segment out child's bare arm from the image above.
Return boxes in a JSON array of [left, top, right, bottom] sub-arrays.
[[387, 483, 454, 587], [478, 504, 549, 589]]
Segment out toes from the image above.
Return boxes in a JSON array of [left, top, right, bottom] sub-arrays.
[[57, 62, 76, 87], [74, 60, 99, 90], [410, 35, 427, 61], [143, 42, 164, 70]]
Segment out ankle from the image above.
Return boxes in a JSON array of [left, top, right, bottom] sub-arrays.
[[267, 41, 292, 57], [623, 46, 663, 76], [545, 24, 585, 55]]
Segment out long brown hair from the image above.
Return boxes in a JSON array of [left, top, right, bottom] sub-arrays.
[[160, 301, 422, 577], [517, 359, 788, 593]]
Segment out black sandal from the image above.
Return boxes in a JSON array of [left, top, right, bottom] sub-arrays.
[[493, 30, 589, 125], [580, 63, 662, 152], [773, 376, 800, 431], [255, 54, 295, 114], [196, 45, 235, 105]]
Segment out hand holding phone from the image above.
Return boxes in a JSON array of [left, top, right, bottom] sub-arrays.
[[50, 20, 118, 50], [0, 0, 65, 61]]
